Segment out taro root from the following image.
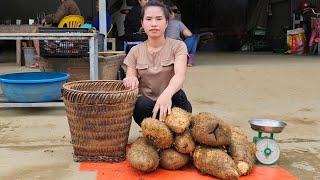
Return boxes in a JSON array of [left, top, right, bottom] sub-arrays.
[[174, 130, 195, 154], [141, 118, 174, 149], [190, 112, 231, 147], [165, 107, 191, 133], [160, 148, 189, 170], [193, 146, 239, 180], [127, 138, 159, 172], [190, 112, 212, 124], [228, 126, 256, 176]]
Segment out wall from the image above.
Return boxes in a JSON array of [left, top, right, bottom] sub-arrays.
[[175, 0, 249, 33]]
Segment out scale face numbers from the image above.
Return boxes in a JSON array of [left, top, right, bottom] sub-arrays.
[[256, 138, 280, 165]]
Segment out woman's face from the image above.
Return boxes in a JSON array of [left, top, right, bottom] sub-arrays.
[[141, 6, 168, 39]]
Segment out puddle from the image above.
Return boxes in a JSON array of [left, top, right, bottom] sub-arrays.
[[279, 150, 320, 179], [193, 99, 216, 105], [282, 117, 318, 125], [298, 108, 313, 112], [291, 161, 316, 172], [278, 138, 320, 143]]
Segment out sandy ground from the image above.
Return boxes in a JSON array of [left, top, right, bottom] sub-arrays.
[[0, 52, 320, 179]]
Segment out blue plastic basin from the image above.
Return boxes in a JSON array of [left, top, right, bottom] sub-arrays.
[[0, 72, 70, 102]]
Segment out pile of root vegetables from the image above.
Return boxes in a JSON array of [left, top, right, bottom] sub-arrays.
[[127, 108, 256, 180]]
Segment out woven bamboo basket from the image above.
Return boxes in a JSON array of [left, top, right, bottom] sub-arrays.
[[62, 80, 138, 162], [37, 54, 125, 81]]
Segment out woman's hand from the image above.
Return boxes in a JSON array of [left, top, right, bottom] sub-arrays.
[[123, 76, 139, 90], [152, 92, 172, 122]]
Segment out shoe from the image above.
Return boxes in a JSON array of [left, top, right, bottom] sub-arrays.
[[188, 54, 195, 65]]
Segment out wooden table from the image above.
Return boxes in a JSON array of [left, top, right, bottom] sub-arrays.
[[0, 33, 99, 108], [0, 32, 99, 80], [0, 25, 41, 66]]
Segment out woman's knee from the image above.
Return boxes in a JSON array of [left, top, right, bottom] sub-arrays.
[[172, 90, 192, 112], [133, 95, 155, 125], [135, 95, 154, 109]]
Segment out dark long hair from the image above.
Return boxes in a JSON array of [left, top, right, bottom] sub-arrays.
[[140, 0, 169, 21]]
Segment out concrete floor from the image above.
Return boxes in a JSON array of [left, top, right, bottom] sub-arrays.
[[0, 52, 320, 179]]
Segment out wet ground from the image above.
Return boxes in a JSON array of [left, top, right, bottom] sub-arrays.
[[1, 52, 319, 179]]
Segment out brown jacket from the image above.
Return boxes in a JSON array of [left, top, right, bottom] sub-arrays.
[[45, 0, 81, 24]]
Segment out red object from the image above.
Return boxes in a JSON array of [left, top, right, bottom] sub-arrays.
[[80, 161, 297, 180], [309, 18, 320, 46], [300, 0, 310, 12]]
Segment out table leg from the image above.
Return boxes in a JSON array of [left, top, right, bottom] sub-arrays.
[[16, 40, 21, 66], [89, 35, 99, 80], [107, 38, 116, 51]]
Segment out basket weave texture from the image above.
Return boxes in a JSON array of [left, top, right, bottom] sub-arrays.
[[37, 54, 125, 81], [62, 80, 138, 162]]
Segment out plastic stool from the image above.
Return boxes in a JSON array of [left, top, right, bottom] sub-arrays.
[[124, 41, 143, 54]]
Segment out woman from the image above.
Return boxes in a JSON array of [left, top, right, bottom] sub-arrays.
[[165, 8, 199, 66], [42, 0, 81, 26], [124, 0, 149, 42], [34, 0, 81, 56], [123, 0, 192, 125]]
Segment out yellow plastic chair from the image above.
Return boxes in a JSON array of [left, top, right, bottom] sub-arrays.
[[58, 15, 84, 28]]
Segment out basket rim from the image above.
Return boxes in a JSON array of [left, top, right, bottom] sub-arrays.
[[62, 80, 138, 95], [62, 98, 136, 106]]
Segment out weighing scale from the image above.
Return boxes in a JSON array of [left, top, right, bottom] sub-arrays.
[[249, 119, 287, 165]]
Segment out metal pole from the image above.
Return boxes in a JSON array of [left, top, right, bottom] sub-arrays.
[[99, 0, 108, 51], [89, 35, 99, 80], [16, 40, 21, 66]]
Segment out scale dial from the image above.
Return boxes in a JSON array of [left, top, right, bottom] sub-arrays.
[[256, 138, 280, 165]]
